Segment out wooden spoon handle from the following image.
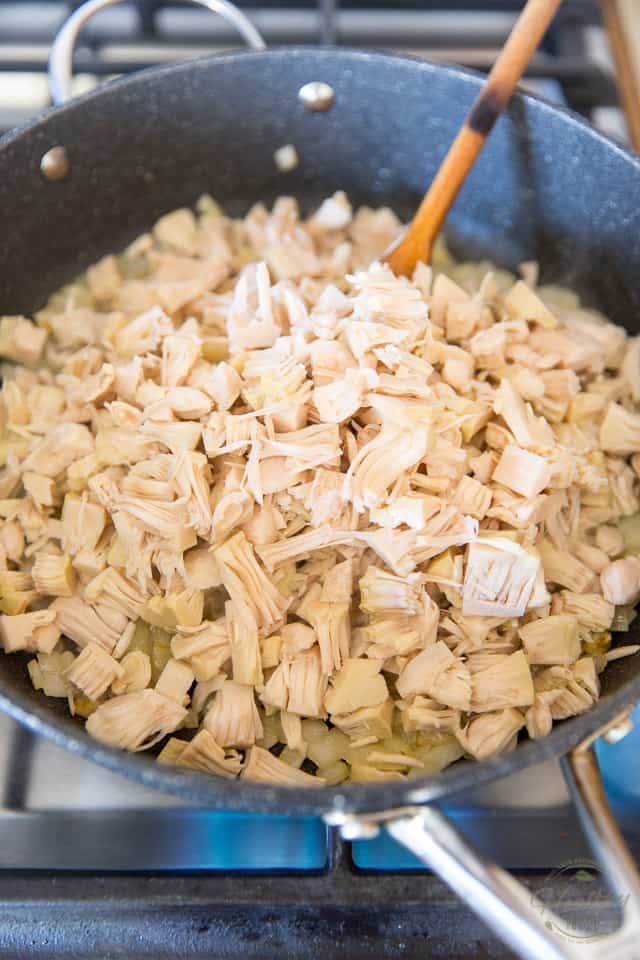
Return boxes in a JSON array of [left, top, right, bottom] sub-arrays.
[[386, 0, 563, 277], [600, 0, 640, 152]]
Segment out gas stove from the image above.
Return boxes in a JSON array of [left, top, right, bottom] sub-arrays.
[[0, 706, 637, 958], [1, 1, 639, 956]]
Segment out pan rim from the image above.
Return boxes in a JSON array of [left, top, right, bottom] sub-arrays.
[[0, 669, 638, 815], [1, 44, 638, 170], [1, 45, 639, 815]]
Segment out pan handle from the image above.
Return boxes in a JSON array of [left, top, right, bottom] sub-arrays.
[[48, 0, 266, 106], [328, 711, 640, 960]]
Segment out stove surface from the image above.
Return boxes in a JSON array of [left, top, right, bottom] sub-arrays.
[[0, 708, 637, 959]]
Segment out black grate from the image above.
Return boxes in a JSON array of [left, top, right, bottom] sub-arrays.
[[0, 840, 637, 958]]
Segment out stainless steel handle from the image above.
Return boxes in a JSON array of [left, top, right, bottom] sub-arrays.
[[328, 710, 640, 960], [561, 721, 640, 956], [49, 0, 266, 105], [387, 806, 575, 960]]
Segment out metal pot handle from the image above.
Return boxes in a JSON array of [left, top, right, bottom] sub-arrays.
[[48, 0, 266, 106], [328, 710, 640, 960]]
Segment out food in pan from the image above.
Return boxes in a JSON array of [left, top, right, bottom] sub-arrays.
[[0, 192, 638, 785]]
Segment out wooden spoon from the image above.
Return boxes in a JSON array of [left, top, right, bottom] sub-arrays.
[[385, 0, 563, 277]]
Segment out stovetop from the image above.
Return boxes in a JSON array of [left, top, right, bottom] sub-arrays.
[[0, 707, 637, 958]]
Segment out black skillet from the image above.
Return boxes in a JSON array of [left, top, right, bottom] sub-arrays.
[[0, 2, 639, 955]]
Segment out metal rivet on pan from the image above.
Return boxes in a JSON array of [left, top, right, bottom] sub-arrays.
[[298, 81, 336, 112], [603, 716, 634, 744], [40, 146, 70, 181]]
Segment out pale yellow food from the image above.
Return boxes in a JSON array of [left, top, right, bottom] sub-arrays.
[[0, 192, 639, 786]]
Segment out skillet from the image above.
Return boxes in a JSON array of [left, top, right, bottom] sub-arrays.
[[0, 3, 639, 955]]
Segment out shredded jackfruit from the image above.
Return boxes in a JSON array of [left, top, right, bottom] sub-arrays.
[[2, 193, 638, 785]]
